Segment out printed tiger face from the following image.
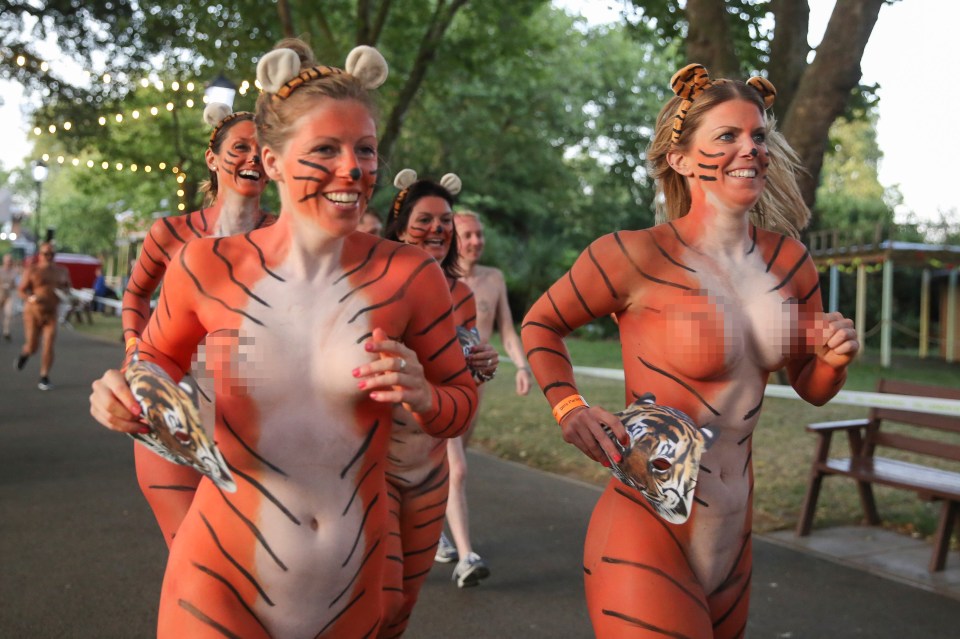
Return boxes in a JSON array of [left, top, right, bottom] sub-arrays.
[[125, 360, 237, 492], [606, 394, 714, 524]]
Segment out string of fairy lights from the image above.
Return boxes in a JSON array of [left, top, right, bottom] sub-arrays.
[[15, 51, 257, 213]]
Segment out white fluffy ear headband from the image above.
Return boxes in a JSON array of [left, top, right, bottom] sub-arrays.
[[391, 168, 463, 221], [203, 102, 253, 149], [256, 45, 388, 99]]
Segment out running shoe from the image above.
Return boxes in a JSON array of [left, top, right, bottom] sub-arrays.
[[452, 552, 490, 588], [434, 532, 459, 564], [38, 376, 53, 391]]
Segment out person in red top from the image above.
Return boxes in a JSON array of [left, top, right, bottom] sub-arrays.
[[89, 39, 477, 638], [522, 64, 859, 638]]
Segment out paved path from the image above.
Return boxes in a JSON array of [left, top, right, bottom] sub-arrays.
[[2, 326, 958, 637]]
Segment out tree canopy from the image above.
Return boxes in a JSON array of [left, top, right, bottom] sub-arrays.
[[2, 0, 903, 311]]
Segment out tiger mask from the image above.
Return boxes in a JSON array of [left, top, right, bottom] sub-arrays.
[[605, 393, 714, 524], [125, 358, 237, 493]]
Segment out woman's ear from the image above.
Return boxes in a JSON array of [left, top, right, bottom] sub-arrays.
[[204, 148, 217, 172], [262, 147, 283, 182], [666, 149, 694, 177]]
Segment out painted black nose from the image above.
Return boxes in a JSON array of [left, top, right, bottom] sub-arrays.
[[349, 168, 362, 180]]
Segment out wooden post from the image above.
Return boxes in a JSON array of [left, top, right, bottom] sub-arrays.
[[881, 259, 893, 368], [856, 263, 867, 358], [947, 267, 958, 364], [920, 268, 931, 359], [829, 264, 839, 313]]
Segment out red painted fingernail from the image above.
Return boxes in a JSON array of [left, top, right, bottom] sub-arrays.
[[130, 404, 142, 416], [614, 454, 622, 463], [352, 368, 360, 377], [357, 381, 366, 390], [369, 392, 379, 400], [137, 426, 150, 434], [600, 459, 610, 468], [365, 342, 375, 352]]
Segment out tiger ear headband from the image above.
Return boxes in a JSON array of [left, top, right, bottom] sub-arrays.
[[256, 45, 388, 100], [390, 169, 463, 221], [203, 103, 253, 149], [669, 63, 777, 144]]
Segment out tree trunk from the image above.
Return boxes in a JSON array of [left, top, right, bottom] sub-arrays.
[[377, 0, 469, 164], [685, 0, 740, 79], [276, 0, 297, 39], [782, 0, 885, 219], [767, 0, 810, 119]]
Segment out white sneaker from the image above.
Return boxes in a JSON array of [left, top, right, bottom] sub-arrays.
[[434, 532, 459, 563], [452, 552, 490, 588]]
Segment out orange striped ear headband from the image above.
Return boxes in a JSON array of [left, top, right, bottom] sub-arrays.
[[669, 63, 777, 144], [670, 64, 712, 144], [274, 65, 346, 100], [256, 46, 388, 101], [207, 111, 253, 148]]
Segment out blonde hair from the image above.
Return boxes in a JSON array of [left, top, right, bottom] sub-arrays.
[[254, 38, 380, 153], [645, 79, 809, 237], [454, 210, 483, 224]]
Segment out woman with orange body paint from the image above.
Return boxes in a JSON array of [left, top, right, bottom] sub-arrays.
[[121, 104, 275, 548], [521, 65, 859, 638], [378, 170, 498, 636], [89, 39, 477, 638]]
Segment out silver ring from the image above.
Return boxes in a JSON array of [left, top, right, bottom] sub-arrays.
[[398, 358, 407, 371]]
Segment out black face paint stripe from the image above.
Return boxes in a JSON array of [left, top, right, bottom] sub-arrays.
[[698, 176, 717, 181], [298, 159, 331, 173], [699, 149, 724, 158], [697, 163, 718, 170]]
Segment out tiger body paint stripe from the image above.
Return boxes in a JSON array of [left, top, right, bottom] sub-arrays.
[[139, 224, 474, 638], [381, 277, 479, 635], [523, 221, 839, 638], [125, 208, 278, 549]]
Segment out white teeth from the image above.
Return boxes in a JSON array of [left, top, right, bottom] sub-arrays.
[[238, 169, 261, 179], [727, 169, 757, 178], [324, 192, 359, 204]]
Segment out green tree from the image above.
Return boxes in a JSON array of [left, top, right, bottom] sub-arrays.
[[814, 110, 899, 233], [624, 0, 889, 220]]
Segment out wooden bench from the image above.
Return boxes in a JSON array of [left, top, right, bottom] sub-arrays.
[[796, 379, 960, 571]]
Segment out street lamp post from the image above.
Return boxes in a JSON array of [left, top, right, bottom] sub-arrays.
[[205, 73, 237, 110], [32, 160, 48, 255]]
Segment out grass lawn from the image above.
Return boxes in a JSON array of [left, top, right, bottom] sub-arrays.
[[75, 316, 960, 540], [474, 336, 960, 540]]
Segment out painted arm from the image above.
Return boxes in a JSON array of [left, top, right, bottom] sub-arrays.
[[493, 269, 530, 395], [784, 251, 859, 406], [122, 216, 199, 359], [137, 242, 207, 382], [17, 266, 32, 299], [521, 233, 632, 463], [402, 262, 479, 438]]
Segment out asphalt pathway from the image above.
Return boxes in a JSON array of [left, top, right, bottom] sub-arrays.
[[2, 325, 957, 637]]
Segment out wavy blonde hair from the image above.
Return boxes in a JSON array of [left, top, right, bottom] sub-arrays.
[[645, 79, 810, 237]]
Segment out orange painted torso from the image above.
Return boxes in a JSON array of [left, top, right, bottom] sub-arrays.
[[139, 224, 476, 638], [522, 218, 833, 638]]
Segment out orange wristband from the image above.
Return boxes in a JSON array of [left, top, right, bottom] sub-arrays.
[[125, 337, 139, 351], [552, 394, 589, 424]]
